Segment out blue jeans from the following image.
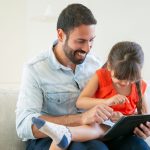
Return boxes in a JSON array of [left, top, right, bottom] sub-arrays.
[[26, 138, 108, 150], [105, 135, 150, 150], [26, 136, 150, 150], [69, 140, 108, 150]]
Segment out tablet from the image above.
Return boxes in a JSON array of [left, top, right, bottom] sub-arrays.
[[102, 114, 150, 141]]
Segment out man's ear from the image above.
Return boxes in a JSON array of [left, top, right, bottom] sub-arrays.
[[57, 29, 66, 43]]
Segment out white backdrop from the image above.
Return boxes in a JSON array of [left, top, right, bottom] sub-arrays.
[[0, 0, 150, 87]]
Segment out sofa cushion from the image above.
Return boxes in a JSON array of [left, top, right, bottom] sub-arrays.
[[0, 91, 25, 150]]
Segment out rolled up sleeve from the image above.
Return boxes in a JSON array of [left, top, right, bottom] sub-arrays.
[[16, 65, 43, 141]]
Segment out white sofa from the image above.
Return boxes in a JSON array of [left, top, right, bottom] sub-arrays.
[[0, 83, 150, 149], [0, 88, 25, 150]]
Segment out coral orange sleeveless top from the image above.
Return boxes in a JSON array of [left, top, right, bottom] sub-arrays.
[[95, 68, 147, 115]]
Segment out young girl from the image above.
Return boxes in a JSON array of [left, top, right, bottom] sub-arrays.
[[32, 41, 149, 150]]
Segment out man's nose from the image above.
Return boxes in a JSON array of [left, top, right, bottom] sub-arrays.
[[82, 42, 92, 52]]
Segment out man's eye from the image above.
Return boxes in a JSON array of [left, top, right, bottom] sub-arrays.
[[90, 39, 94, 42], [77, 41, 85, 44]]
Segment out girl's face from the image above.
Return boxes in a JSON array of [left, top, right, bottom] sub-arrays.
[[110, 70, 133, 88]]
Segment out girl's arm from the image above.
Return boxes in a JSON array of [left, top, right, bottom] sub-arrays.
[[133, 94, 150, 139], [76, 74, 107, 110], [141, 94, 150, 114], [76, 73, 128, 110]]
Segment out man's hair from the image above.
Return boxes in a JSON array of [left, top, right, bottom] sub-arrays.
[[57, 3, 97, 35]]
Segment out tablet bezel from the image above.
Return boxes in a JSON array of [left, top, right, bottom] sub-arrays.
[[102, 114, 150, 141]]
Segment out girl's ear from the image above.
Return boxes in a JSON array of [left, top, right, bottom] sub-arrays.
[[107, 62, 111, 71]]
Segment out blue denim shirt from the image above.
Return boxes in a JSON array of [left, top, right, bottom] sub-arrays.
[[16, 43, 101, 140]]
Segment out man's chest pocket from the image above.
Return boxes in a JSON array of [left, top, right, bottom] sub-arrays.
[[43, 92, 79, 116], [46, 93, 68, 104]]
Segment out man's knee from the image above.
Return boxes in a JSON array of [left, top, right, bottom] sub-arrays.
[[85, 140, 109, 150], [68, 142, 87, 150], [127, 136, 150, 150], [26, 137, 52, 150], [68, 140, 108, 150]]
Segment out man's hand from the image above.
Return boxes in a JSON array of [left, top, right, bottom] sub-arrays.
[[134, 122, 150, 139], [81, 104, 113, 125], [110, 111, 124, 122]]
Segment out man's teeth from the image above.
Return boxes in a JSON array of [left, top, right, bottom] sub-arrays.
[[78, 52, 85, 56]]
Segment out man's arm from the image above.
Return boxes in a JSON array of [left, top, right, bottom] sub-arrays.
[[32, 114, 83, 138], [32, 104, 113, 138]]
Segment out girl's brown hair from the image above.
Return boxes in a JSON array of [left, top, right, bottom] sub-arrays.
[[107, 41, 144, 114]]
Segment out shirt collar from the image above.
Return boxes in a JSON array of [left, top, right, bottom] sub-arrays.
[[48, 40, 72, 71]]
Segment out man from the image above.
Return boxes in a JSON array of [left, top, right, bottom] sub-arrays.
[[16, 3, 150, 150], [16, 3, 112, 150]]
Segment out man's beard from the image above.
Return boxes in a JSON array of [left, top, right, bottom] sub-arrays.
[[63, 41, 88, 64]]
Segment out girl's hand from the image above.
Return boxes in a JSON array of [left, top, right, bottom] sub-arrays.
[[108, 94, 129, 106], [110, 111, 124, 122], [134, 122, 150, 139]]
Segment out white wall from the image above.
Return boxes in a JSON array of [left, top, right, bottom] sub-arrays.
[[0, 0, 150, 88], [0, 0, 26, 86]]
